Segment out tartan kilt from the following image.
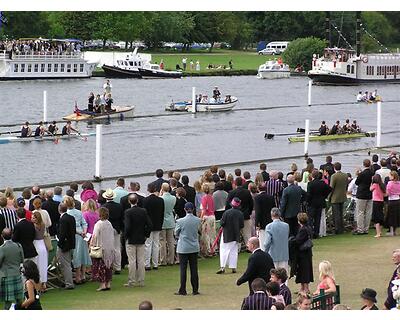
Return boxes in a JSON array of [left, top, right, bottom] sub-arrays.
[[0, 276, 24, 302]]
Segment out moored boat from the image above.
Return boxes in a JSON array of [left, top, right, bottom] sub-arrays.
[[138, 64, 182, 79], [102, 64, 142, 78], [63, 106, 135, 121], [288, 131, 375, 143], [257, 60, 290, 79], [0, 132, 95, 144], [165, 96, 238, 112]]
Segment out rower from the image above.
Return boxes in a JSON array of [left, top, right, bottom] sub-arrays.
[[34, 121, 47, 137], [356, 91, 363, 102], [62, 121, 79, 136], [213, 86, 221, 101], [362, 91, 369, 102], [343, 119, 352, 133], [88, 92, 95, 112], [20, 121, 32, 138], [329, 120, 341, 135], [48, 121, 58, 135], [351, 120, 361, 133], [318, 121, 329, 136]]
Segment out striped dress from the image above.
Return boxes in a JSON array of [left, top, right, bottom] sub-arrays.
[[241, 291, 275, 310]]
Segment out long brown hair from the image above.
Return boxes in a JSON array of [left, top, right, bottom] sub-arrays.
[[372, 174, 386, 193]]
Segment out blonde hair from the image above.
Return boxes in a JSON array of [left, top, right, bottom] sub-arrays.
[[63, 196, 75, 209], [84, 199, 97, 212], [161, 182, 170, 193], [202, 184, 210, 194], [4, 187, 14, 199], [319, 260, 335, 281], [254, 173, 263, 188], [194, 180, 202, 193]]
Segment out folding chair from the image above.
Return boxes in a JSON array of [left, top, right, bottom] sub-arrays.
[[47, 239, 65, 289]]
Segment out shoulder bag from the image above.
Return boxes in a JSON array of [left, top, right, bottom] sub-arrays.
[[89, 246, 103, 259]]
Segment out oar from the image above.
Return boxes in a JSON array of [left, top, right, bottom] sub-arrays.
[[264, 132, 303, 139], [75, 130, 87, 142], [0, 130, 21, 135]]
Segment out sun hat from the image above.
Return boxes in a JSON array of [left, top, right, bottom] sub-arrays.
[[231, 197, 241, 207], [102, 189, 116, 200], [360, 288, 377, 303]]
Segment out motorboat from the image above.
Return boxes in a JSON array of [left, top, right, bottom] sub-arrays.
[[63, 106, 135, 121], [257, 60, 290, 79], [165, 96, 238, 112], [101, 48, 150, 78], [138, 63, 182, 79]]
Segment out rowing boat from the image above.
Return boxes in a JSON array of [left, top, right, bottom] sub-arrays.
[[63, 106, 135, 121], [0, 132, 95, 144], [288, 131, 376, 143]]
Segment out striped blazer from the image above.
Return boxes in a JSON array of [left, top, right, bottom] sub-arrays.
[[0, 207, 18, 231], [241, 291, 274, 310]]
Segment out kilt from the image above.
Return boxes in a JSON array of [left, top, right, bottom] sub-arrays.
[[0, 276, 23, 302]]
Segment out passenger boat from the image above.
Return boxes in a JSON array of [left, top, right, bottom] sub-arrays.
[[257, 60, 290, 79], [288, 131, 376, 143], [165, 96, 238, 112], [0, 40, 97, 80], [63, 106, 135, 121], [0, 132, 95, 144]]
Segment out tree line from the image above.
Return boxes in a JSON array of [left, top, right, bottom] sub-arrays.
[[1, 12, 399, 52]]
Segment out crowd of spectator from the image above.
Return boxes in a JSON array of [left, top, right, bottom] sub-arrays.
[[0, 39, 82, 56]]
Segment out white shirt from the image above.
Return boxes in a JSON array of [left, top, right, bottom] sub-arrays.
[[376, 167, 391, 181], [347, 178, 358, 199], [356, 93, 363, 101]]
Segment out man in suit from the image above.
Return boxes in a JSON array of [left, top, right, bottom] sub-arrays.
[[143, 183, 165, 271], [280, 175, 305, 236], [237, 237, 274, 294], [218, 169, 233, 192], [217, 197, 244, 274], [57, 203, 76, 290], [320, 155, 335, 178], [254, 184, 275, 251], [260, 163, 270, 182], [124, 194, 152, 287], [151, 169, 168, 193], [243, 171, 253, 190], [174, 202, 201, 295], [264, 208, 289, 273], [160, 183, 176, 266], [354, 159, 374, 235], [11, 208, 37, 262], [241, 278, 274, 310], [265, 171, 284, 207], [42, 189, 60, 236], [102, 189, 123, 273], [270, 268, 292, 305], [28, 185, 41, 211], [307, 169, 332, 238], [329, 162, 348, 234], [182, 175, 196, 207], [226, 177, 253, 246], [384, 249, 400, 309], [0, 228, 24, 309]]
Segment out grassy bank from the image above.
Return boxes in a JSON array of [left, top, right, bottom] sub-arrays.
[[5, 232, 396, 310]]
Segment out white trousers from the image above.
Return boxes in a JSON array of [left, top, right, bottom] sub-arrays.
[[258, 229, 266, 252], [145, 231, 160, 268], [113, 230, 121, 271], [219, 234, 239, 269]]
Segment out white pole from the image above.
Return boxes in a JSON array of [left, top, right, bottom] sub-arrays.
[[192, 87, 196, 113], [43, 90, 47, 123], [304, 119, 310, 156], [377, 101, 382, 148], [308, 79, 312, 107], [95, 124, 102, 179]]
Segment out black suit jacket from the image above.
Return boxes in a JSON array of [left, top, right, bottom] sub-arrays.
[[124, 206, 153, 245], [355, 168, 374, 200], [261, 171, 270, 182], [103, 201, 123, 233], [143, 194, 165, 231], [120, 192, 144, 213], [254, 192, 274, 230], [226, 186, 254, 220], [220, 179, 233, 192], [307, 179, 332, 208], [12, 219, 38, 258], [152, 177, 168, 192], [237, 249, 275, 293], [57, 213, 76, 252], [221, 208, 244, 242], [42, 198, 60, 236], [183, 185, 196, 205]]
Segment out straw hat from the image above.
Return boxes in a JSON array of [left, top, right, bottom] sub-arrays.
[[102, 188, 116, 200]]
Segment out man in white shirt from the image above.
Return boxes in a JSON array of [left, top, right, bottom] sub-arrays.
[[376, 159, 391, 181], [103, 79, 112, 95]]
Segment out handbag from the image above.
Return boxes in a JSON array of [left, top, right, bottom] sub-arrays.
[[43, 230, 53, 251], [89, 246, 103, 259]]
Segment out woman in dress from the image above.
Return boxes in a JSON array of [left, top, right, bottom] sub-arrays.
[[370, 174, 386, 238], [82, 199, 99, 236], [64, 196, 91, 284], [16, 260, 42, 310], [194, 180, 204, 215], [90, 207, 115, 291], [31, 211, 48, 292], [213, 181, 228, 221], [32, 198, 52, 230], [199, 184, 216, 257], [295, 212, 314, 294], [386, 171, 400, 236]]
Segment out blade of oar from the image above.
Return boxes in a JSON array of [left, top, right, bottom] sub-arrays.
[[76, 131, 87, 142], [0, 130, 21, 135], [264, 132, 303, 139]]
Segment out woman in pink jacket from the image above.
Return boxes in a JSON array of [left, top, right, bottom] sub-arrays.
[[370, 174, 386, 238], [386, 171, 400, 236]]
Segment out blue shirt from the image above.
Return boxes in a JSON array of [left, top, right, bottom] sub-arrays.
[[175, 213, 201, 254], [113, 187, 129, 204]]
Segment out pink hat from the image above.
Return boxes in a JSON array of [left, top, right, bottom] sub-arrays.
[[231, 197, 241, 207], [80, 189, 98, 203]]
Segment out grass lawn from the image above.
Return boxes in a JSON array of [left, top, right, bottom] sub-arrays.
[[152, 50, 277, 73], [10, 232, 396, 310]]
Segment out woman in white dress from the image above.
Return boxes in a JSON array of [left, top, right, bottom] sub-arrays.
[[31, 211, 48, 291]]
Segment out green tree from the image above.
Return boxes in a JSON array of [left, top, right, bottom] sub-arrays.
[[60, 11, 97, 41], [114, 12, 146, 49], [361, 12, 394, 52], [46, 12, 66, 38], [282, 37, 327, 71], [1, 12, 50, 38], [91, 12, 118, 48]]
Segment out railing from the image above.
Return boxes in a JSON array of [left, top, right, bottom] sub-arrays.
[[0, 50, 6, 59], [5, 51, 83, 60], [311, 286, 341, 310]]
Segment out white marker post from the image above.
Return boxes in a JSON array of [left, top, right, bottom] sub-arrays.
[[95, 124, 102, 180], [376, 101, 382, 148], [191, 87, 196, 113], [304, 119, 310, 156], [308, 80, 312, 107], [43, 90, 47, 123]]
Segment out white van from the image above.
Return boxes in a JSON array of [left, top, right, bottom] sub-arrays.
[[258, 41, 290, 55]]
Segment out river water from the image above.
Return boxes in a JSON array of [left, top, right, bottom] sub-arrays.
[[0, 75, 399, 189]]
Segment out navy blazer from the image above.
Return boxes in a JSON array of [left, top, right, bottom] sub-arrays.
[[280, 184, 305, 219]]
